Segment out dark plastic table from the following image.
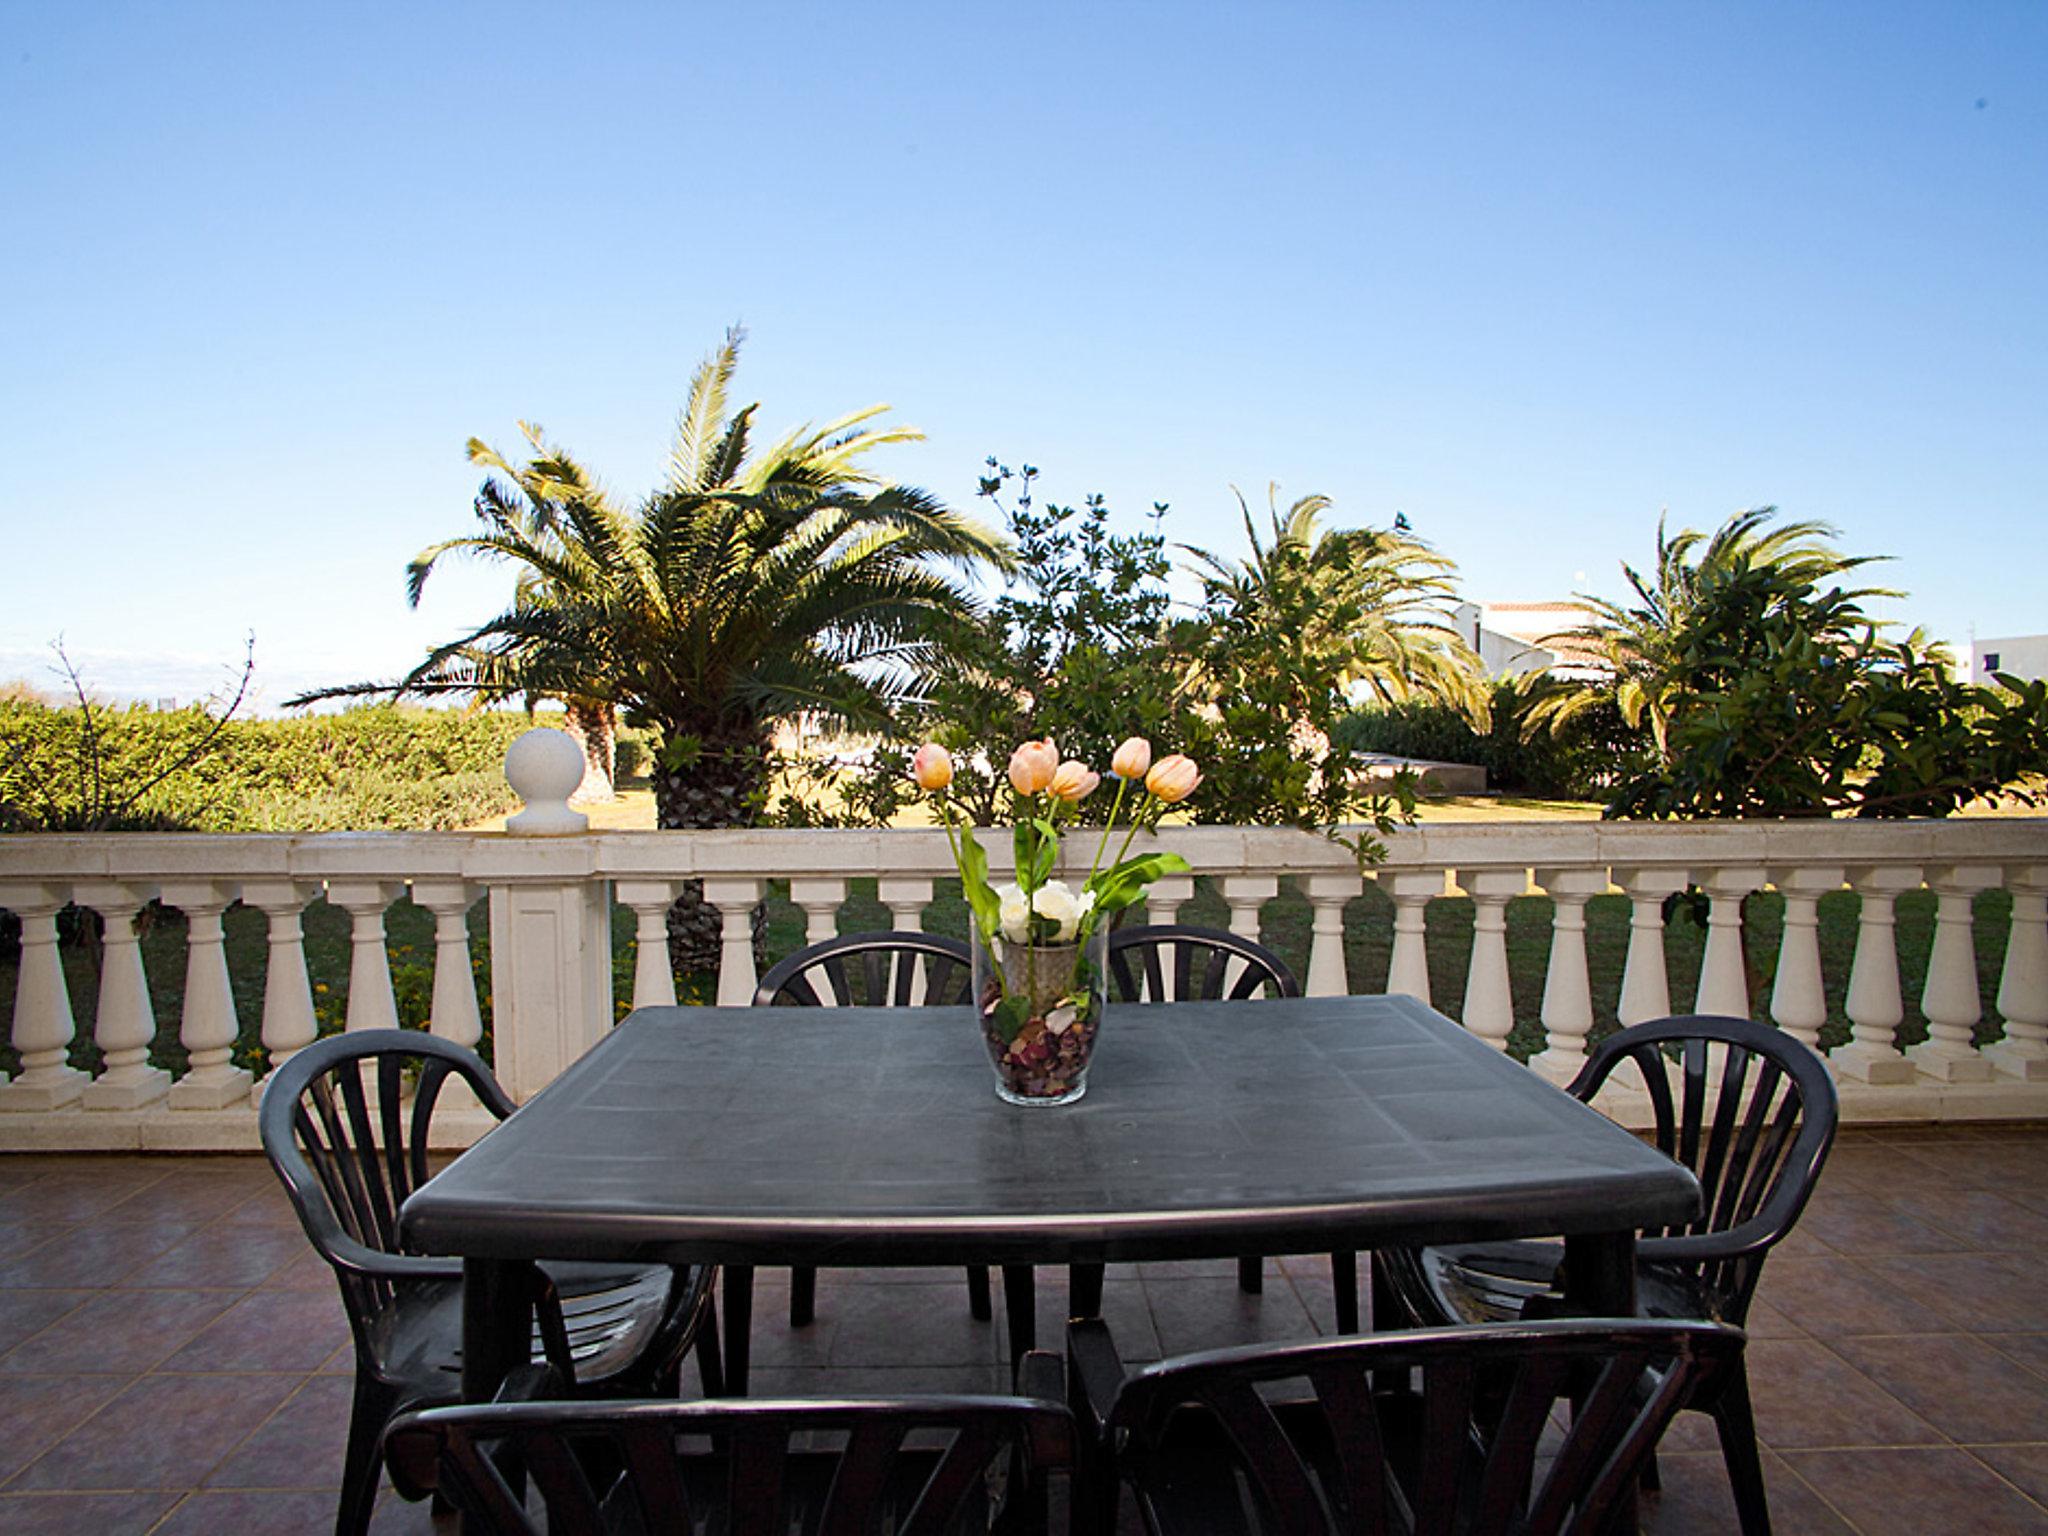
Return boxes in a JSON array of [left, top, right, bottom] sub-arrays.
[[403, 993, 1700, 1412]]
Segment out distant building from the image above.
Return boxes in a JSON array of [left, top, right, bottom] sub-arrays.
[[1972, 635, 2048, 687], [1453, 601, 1609, 681]]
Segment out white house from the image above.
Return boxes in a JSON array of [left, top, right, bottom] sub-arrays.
[[1973, 634, 2048, 687], [1453, 601, 1609, 680]]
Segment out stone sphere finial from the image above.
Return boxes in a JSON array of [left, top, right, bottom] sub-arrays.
[[504, 727, 591, 835]]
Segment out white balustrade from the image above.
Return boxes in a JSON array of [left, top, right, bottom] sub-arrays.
[[3, 734, 2048, 1149], [0, 882, 86, 1111], [74, 882, 170, 1110], [159, 880, 250, 1109]]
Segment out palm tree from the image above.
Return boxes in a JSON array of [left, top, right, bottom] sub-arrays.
[[292, 328, 1008, 966], [1180, 488, 1488, 720], [1524, 506, 1893, 759]]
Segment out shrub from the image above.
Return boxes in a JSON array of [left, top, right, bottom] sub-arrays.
[[1334, 681, 1641, 800]]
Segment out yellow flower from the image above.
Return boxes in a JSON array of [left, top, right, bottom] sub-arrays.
[[1048, 759, 1101, 802], [1145, 753, 1201, 803], [1007, 738, 1059, 795], [910, 742, 953, 790], [1110, 737, 1152, 780]]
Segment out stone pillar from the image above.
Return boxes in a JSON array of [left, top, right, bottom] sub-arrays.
[[1910, 864, 2000, 1083], [241, 882, 318, 1102], [412, 881, 484, 1053], [1144, 874, 1194, 931], [1834, 864, 1922, 1085], [69, 882, 171, 1111], [1696, 866, 1766, 1018], [1612, 867, 1688, 1027], [1533, 867, 1608, 1082], [1458, 869, 1524, 1049], [1985, 864, 2048, 1082], [161, 880, 250, 1109], [1302, 873, 1363, 997], [326, 881, 404, 1034], [705, 877, 765, 1008], [788, 878, 847, 949], [1768, 866, 1844, 1053], [615, 880, 685, 1010], [0, 883, 86, 1111], [1377, 870, 1442, 1005]]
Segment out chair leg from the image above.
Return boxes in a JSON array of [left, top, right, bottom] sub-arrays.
[[1712, 1370, 1774, 1536], [338, 1375, 396, 1536], [1002, 1265, 1036, 1366], [722, 1265, 754, 1398], [1070, 1262, 1106, 1319], [967, 1264, 993, 1321], [1237, 1254, 1263, 1294], [1641, 1445, 1662, 1491], [695, 1292, 725, 1398], [1330, 1250, 1359, 1333], [789, 1265, 818, 1327]]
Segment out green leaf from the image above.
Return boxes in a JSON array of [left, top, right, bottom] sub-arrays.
[[1086, 850, 1191, 917], [990, 993, 1030, 1045], [957, 830, 1001, 938]]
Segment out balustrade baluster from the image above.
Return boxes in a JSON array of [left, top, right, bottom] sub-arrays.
[[0, 883, 86, 1111], [705, 877, 764, 1008], [413, 880, 484, 1053], [878, 877, 935, 1001], [1911, 864, 2000, 1083], [1834, 865, 1921, 1084], [1533, 867, 1606, 1081], [1458, 869, 1523, 1048], [1696, 867, 1765, 1017], [1219, 874, 1278, 995], [1612, 868, 1687, 1026], [160, 880, 250, 1109], [241, 881, 318, 1101], [615, 880, 684, 1009], [1985, 864, 2048, 1081], [788, 877, 848, 948], [1768, 866, 1843, 1053], [1302, 873, 1362, 997], [1144, 874, 1194, 930], [1377, 870, 1441, 1004], [70, 882, 171, 1110], [325, 880, 403, 1033]]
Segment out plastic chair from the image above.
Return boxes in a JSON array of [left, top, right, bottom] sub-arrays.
[[1067, 1313, 1744, 1535], [385, 1352, 1077, 1535], [260, 1029, 720, 1536], [1376, 1014, 1839, 1536], [752, 931, 990, 1331]]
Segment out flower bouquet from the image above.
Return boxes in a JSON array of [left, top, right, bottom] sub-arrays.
[[913, 736, 1199, 1105]]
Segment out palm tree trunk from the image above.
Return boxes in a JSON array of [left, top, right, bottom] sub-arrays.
[[653, 725, 772, 978], [561, 700, 617, 804]]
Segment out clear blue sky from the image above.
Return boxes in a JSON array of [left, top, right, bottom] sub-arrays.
[[3, 1, 2042, 708]]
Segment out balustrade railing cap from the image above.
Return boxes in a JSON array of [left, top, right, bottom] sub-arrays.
[[504, 727, 590, 836]]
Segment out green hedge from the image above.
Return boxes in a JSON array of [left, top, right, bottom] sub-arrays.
[[1332, 683, 1644, 800], [0, 701, 529, 831]]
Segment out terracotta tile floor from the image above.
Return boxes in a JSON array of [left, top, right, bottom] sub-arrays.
[[1, 1124, 2045, 1533]]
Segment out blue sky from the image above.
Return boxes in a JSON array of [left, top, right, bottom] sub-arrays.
[[2, 2, 2042, 708]]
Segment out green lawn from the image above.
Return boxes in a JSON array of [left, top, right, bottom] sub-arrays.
[[0, 878, 2014, 1079]]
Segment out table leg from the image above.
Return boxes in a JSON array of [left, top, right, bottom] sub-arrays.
[[721, 1265, 754, 1398], [1564, 1231, 1641, 1531], [1001, 1264, 1036, 1370], [1332, 1250, 1360, 1334], [460, 1258, 532, 1536]]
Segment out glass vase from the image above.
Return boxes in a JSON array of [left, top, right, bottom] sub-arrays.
[[970, 924, 1110, 1106]]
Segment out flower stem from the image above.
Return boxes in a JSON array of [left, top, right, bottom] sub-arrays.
[[1086, 778, 1129, 888]]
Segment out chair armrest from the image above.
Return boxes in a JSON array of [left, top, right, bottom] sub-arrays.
[[324, 1240, 466, 1285], [1065, 1317, 1128, 1438], [1015, 1348, 1065, 1404]]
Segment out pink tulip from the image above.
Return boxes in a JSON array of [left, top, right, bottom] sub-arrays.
[[1110, 737, 1152, 780], [1007, 738, 1059, 795], [910, 743, 953, 791], [1145, 753, 1201, 804], [1049, 760, 1101, 802]]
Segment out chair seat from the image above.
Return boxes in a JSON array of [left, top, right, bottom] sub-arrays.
[[373, 1261, 686, 1405], [1387, 1238, 1715, 1328]]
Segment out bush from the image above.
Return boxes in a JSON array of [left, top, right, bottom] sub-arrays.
[[0, 701, 529, 832], [1333, 681, 1641, 800]]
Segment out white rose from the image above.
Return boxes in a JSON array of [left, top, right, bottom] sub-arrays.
[[996, 882, 1030, 943], [1031, 879, 1083, 942]]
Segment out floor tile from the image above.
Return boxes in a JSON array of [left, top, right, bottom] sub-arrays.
[[1977, 1444, 2048, 1509], [9, 1372, 304, 1491], [1861, 1252, 2048, 1334], [152, 1488, 343, 1534], [1637, 1450, 1855, 1535], [1740, 1337, 1944, 1451], [101, 1172, 271, 1226], [0, 1375, 133, 1485], [1829, 1332, 2048, 1445], [158, 1289, 350, 1374], [1891, 1189, 2048, 1252], [0, 1221, 202, 1290], [1145, 1274, 1317, 1358], [1799, 1192, 1968, 1256], [0, 1170, 169, 1224], [824, 1284, 1004, 1368], [0, 1288, 242, 1376], [1756, 1256, 1962, 1337], [0, 1289, 92, 1354], [1780, 1446, 2048, 1534], [203, 1375, 354, 1490], [0, 1490, 182, 1535], [1985, 1334, 2048, 1381], [116, 1224, 309, 1289]]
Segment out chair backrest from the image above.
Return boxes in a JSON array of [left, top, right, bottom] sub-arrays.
[[386, 1391, 1076, 1536], [259, 1029, 513, 1341], [1104, 1318, 1740, 1536], [1571, 1014, 1838, 1321], [753, 930, 974, 1008], [1107, 924, 1301, 1003]]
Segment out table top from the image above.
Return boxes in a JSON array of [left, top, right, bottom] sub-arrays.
[[401, 994, 1699, 1268]]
